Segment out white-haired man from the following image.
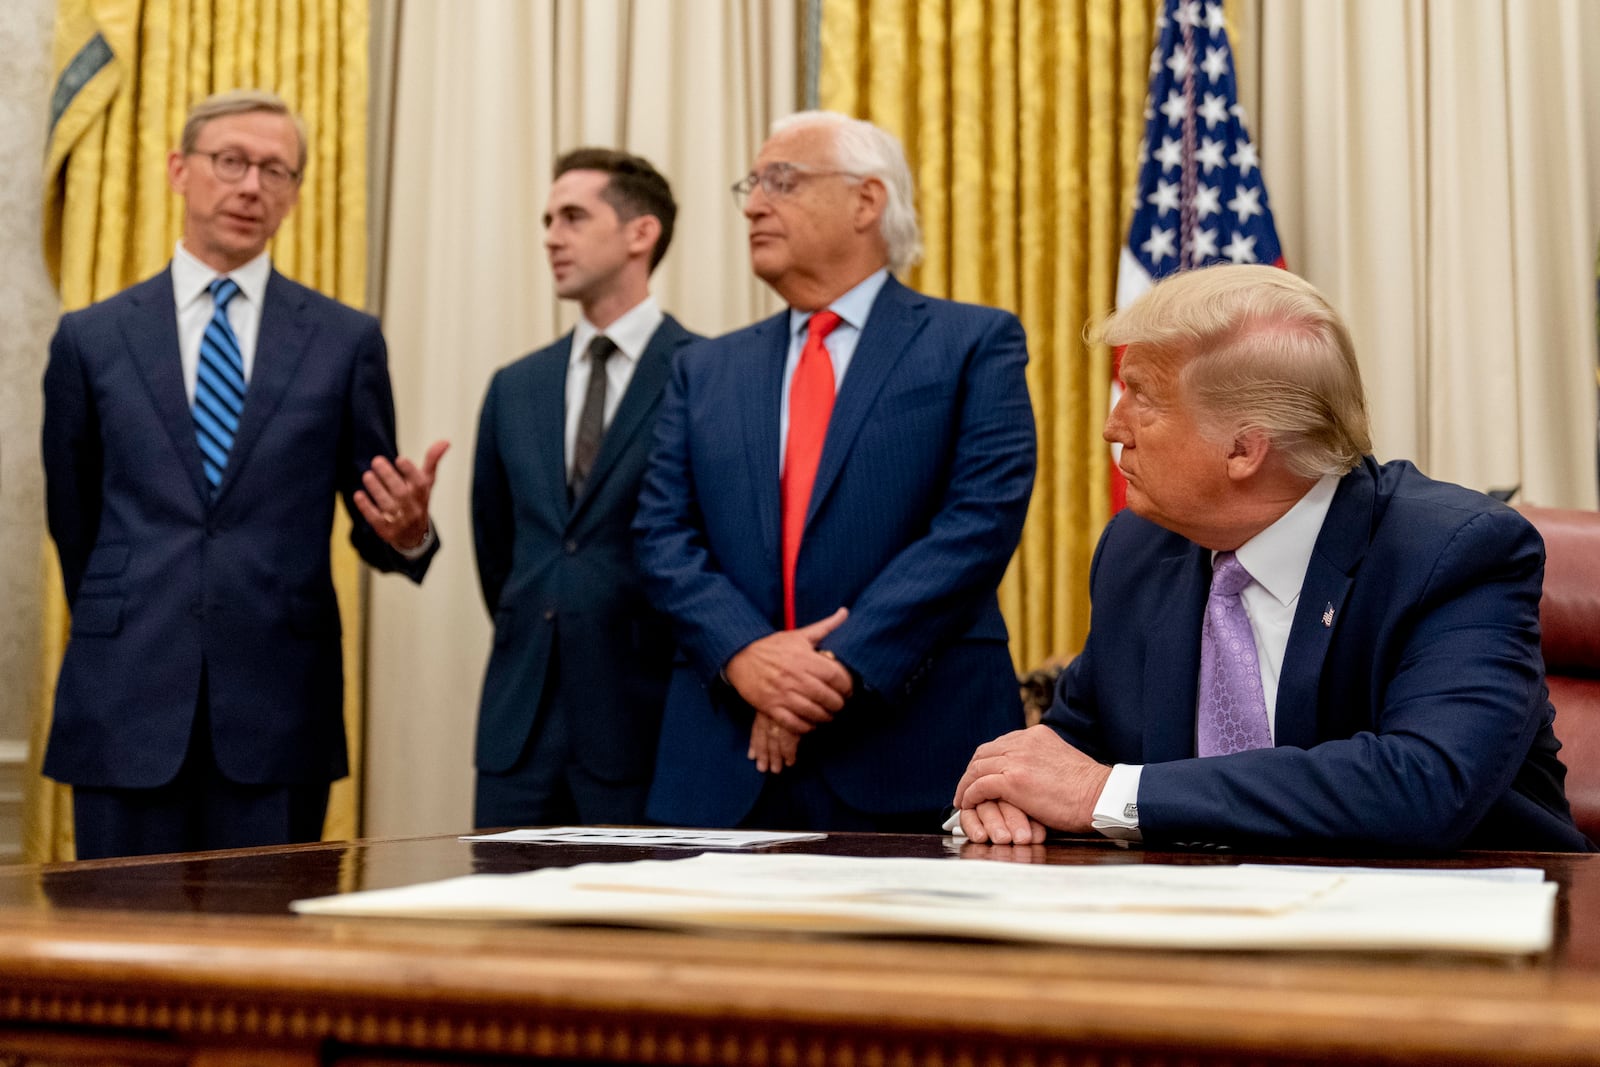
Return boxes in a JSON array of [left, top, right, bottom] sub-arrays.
[[635, 111, 1036, 831]]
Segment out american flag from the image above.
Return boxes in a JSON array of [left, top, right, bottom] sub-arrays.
[[1111, 0, 1286, 510]]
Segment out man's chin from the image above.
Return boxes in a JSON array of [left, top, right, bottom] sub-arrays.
[[748, 248, 784, 282]]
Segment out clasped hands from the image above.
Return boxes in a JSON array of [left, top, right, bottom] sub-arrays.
[[726, 607, 852, 774], [354, 440, 450, 552], [950, 724, 1113, 845]]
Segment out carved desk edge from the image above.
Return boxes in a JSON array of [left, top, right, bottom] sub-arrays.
[[0, 909, 1594, 1066]]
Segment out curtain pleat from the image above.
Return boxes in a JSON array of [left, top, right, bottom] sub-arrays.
[[820, 0, 1156, 675]]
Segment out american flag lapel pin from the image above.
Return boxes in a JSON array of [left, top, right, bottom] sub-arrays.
[[1322, 603, 1335, 627]]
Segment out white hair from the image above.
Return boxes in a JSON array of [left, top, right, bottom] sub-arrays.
[[771, 110, 924, 273]]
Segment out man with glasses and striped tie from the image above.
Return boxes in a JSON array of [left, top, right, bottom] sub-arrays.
[[41, 89, 447, 860]]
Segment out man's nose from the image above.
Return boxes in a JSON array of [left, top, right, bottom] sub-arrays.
[[742, 184, 769, 221], [236, 163, 264, 193], [1103, 397, 1127, 444]]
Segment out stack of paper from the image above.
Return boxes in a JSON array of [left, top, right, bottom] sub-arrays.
[[462, 827, 826, 847], [291, 853, 1556, 955]]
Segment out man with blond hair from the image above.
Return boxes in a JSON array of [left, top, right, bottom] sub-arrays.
[[954, 264, 1592, 853], [635, 111, 1036, 831], [43, 89, 446, 858]]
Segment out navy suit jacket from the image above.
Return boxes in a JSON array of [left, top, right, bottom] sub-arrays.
[[635, 276, 1036, 826], [1045, 457, 1592, 853], [41, 267, 436, 790], [472, 316, 697, 782]]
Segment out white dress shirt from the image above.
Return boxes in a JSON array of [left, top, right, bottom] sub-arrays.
[[171, 241, 272, 405], [565, 296, 663, 480], [778, 268, 890, 472], [1092, 474, 1341, 840]]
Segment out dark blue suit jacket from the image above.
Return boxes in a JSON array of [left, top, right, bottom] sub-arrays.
[[635, 277, 1036, 826], [472, 316, 697, 782], [1045, 457, 1592, 852], [41, 267, 436, 790]]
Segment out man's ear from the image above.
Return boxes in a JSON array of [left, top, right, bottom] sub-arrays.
[[1225, 428, 1271, 481], [168, 149, 188, 195], [628, 214, 662, 259], [853, 176, 887, 233]]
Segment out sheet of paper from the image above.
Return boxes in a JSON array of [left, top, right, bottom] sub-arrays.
[[292, 852, 1557, 955], [1244, 863, 1548, 885], [461, 827, 826, 848]]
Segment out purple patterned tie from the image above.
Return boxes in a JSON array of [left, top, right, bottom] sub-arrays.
[[1197, 552, 1274, 756]]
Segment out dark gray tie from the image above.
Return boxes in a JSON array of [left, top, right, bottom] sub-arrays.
[[570, 334, 618, 499]]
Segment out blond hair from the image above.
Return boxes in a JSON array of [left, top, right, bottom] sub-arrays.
[[1097, 264, 1371, 478]]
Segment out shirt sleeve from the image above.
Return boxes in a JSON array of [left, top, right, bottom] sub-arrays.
[[1091, 763, 1145, 842]]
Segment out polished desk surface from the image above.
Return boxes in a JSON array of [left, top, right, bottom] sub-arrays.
[[0, 833, 1595, 1066]]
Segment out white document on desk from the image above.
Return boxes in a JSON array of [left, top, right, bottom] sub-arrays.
[[291, 853, 1557, 955], [462, 827, 827, 848]]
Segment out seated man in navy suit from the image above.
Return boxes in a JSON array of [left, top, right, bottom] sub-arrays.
[[635, 112, 1036, 832], [471, 149, 696, 828], [954, 264, 1593, 853], [42, 90, 446, 859]]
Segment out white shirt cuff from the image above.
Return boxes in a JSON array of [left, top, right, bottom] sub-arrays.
[[396, 520, 436, 560], [1090, 763, 1144, 842]]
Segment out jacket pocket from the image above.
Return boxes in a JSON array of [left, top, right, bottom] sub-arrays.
[[70, 596, 123, 636]]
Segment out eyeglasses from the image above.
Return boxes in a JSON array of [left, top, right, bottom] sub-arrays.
[[730, 162, 862, 207], [191, 150, 301, 192]]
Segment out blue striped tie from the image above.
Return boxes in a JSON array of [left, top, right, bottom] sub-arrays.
[[193, 277, 246, 494]]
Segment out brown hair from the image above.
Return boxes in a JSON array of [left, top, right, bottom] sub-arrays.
[[180, 89, 308, 174], [554, 148, 677, 271]]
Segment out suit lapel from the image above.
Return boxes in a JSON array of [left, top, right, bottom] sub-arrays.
[[122, 271, 210, 503], [1144, 542, 1212, 761], [214, 271, 315, 504], [806, 276, 926, 526], [742, 313, 788, 563], [1275, 465, 1373, 749], [530, 335, 574, 523], [567, 316, 686, 527]]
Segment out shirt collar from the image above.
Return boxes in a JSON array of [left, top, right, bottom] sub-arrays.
[[570, 295, 662, 367], [1229, 474, 1340, 607], [788, 268, 890, 339], [172, 240, 271, 309]]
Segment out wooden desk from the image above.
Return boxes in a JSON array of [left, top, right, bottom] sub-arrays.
[[0, 834, 1593, 1066]]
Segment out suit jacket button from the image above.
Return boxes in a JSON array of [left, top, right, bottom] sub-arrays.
[[564, 539, 578, 555], [543, 608, 556, 621]]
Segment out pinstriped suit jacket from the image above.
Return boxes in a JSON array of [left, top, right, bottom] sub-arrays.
[[635, 276, 1037, 827]]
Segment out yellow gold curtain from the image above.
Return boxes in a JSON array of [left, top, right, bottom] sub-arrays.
[[32, 0, 370, 862], [820, 0, 1156, 675]]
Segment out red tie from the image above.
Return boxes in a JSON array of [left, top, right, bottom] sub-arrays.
[[782, 310, 842, 629]]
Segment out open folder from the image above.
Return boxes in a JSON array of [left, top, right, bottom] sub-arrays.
[[292, 853, 1557, 956]]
